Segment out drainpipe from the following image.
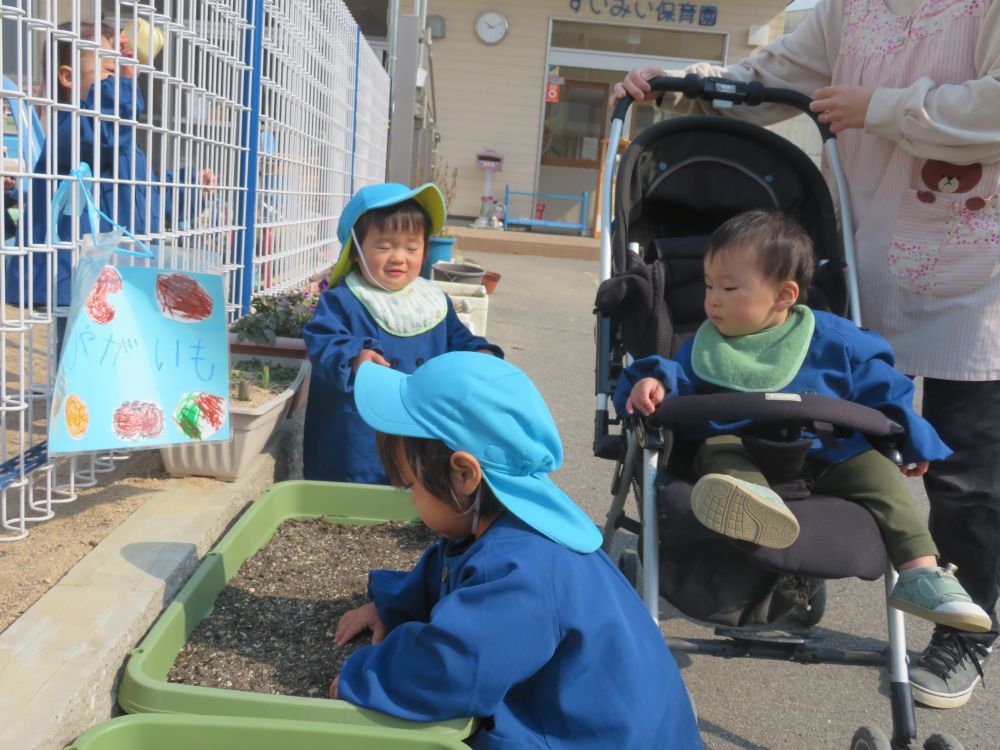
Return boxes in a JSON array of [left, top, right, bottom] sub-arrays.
[[387, 0, 400, 82], [416, 0, 427, 70]]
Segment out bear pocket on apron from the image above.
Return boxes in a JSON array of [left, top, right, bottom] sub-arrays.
[[888, 190, 1000, 297]]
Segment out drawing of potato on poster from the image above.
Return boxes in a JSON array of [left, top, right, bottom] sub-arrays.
[[47, 264, 231, 454]]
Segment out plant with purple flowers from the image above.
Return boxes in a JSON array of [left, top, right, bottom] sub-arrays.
[[230, 288, 320, 345]]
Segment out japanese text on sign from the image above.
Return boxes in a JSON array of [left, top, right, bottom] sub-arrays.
[[568, 1, 719, 26]]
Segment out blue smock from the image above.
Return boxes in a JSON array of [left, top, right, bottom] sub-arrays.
[[5, 76, 193, 306], [614, 311, 950, 465], [339, 513, 703, 749], [302, 282, 503, 483]]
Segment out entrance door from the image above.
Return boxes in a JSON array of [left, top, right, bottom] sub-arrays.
[[541, 79, 608, 168], [536, 18, 727, 233]]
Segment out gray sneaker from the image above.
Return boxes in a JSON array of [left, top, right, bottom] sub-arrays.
[[909, 631, 993, 709], [690, 474, 800, 549]]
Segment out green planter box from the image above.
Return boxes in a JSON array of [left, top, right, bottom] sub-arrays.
[[118, 480, 474, 739], [66, 714, 472, 750]]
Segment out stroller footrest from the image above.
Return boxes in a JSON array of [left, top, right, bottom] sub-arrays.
[[615, 514, 642, 535]]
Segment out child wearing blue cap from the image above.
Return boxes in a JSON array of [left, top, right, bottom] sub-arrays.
[[329, 352, 703, 750], [302, 183, 503, 484]]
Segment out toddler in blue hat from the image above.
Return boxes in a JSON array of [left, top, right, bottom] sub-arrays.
[[329, 352, 703, 750], [302, 183, 502, 484]]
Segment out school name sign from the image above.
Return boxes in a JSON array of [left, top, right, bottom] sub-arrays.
[[568, 0, 720, 26]]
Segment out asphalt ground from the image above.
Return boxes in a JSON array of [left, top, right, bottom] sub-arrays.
[[472, 249, 999, 750]]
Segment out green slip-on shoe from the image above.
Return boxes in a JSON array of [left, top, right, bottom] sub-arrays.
[[888, 567, 993, 632]]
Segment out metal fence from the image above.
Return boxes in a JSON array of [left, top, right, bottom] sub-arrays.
[[0, 0, 389, 541]]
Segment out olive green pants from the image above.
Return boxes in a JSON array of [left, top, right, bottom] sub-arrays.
[[695, 435, 938, 567]]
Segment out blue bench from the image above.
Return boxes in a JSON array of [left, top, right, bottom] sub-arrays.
[[503, 186, 589, 236]]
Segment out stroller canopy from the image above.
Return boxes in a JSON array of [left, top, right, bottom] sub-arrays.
[[613, 115, 840, 275]]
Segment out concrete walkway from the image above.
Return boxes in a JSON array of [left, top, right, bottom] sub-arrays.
[[1, 250, 998, 749]]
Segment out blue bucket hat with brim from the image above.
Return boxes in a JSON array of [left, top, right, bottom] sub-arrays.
[[354, 352, 602, 553], [330, 182, 446, 285]]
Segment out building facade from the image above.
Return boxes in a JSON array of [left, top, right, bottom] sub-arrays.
[[426, 0, 819, 227]]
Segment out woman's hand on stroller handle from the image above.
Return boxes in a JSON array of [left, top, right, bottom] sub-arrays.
[[810, 85, 874, 134], [609, 72, 701, 119], [609, 66, 675, 105]]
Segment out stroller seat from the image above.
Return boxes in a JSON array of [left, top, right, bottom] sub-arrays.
[[631, 389, 897, 627], [656, 468, 889, 627]]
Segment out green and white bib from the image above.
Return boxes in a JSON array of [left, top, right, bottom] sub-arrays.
[[346, 271, 449, 337], [691, 305, 815, 392]]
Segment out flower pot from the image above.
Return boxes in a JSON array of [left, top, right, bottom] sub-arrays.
[[422, 237, 456, 279], [228, 333, 307, 359], [431, 261, 485, 285], [229, 334, 311, 417], [159, 355, 309, 482], [482, 270, 501, 295], [432, 280, 489, 336]]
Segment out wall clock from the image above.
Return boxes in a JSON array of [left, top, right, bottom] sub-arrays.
[[474, 11, 509, 45]]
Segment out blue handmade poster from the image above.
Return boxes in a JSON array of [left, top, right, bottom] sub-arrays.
[[47, 265, 231, 454]]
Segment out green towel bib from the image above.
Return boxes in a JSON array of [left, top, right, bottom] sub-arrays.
[[346, 271, 448, 337], [690, 305, 815, 392]]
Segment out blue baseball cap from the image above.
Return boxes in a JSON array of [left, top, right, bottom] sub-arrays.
[[355, 352, 602, 553], [330, 182, 446, 285]]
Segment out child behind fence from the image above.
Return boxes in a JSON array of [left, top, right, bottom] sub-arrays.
[[4, 21, 213, 312]]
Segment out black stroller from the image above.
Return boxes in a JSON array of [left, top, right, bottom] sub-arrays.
[[593, 76, 965, 750]]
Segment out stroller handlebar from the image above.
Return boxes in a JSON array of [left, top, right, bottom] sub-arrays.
[[611, 74, 835, 142], [645, 391, 904, 460]]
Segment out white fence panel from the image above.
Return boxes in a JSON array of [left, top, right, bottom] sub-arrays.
[[0, 0, 389, 541], [353, 38, 390, 191]]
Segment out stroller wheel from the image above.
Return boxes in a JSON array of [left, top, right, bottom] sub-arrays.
[[923, 733, 965, 750], [850, 726, 892, 750], [794, 580, 827, 628], [617, 548, 641, 590]]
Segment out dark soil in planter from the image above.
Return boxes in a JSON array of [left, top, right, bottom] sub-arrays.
[[169, 519, 438, 697]]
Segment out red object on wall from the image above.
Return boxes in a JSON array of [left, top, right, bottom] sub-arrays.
[[545, 83, 560, 103]]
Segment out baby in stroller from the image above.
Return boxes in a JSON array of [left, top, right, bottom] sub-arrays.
[[614, 208, 991, 634]]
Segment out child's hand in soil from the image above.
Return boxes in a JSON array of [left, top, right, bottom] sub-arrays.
[[329, 675, 340, 699], [334, 601, 386, 645], [352, 349, 389, 373]]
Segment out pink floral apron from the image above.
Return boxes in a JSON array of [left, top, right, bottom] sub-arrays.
[[833, 0, 999, 379]]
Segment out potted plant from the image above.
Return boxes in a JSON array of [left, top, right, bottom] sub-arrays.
[[230, 287, 324, 415], [159, 354, 310, 482], [229, 288, 319, 358]]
